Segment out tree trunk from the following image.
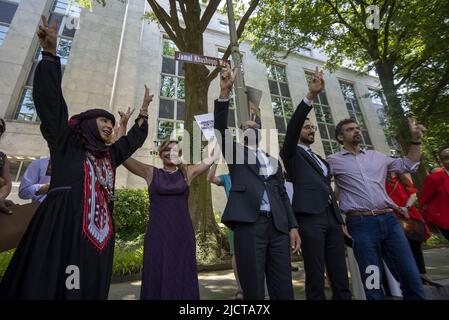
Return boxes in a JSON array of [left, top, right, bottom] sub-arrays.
[[375, 63, 428, 190], [182, 39, 226, 258]]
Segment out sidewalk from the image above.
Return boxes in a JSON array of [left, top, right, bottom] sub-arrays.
[[108, 247, 449, 300]]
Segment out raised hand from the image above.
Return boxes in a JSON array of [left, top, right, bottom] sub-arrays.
[[219, 65, 237, 99], [307, 66, 325, 101], [37, 16, 58, 55], [408, 118, 425, 142], [118, 107, 136, 127], [141, 85, 154, 116]]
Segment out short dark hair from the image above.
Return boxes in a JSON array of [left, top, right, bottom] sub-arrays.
[[335, 118, 358, 144], [438, 146, 449, 159]]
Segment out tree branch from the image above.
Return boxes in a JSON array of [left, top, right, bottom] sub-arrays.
[[168, 0, 186, 48], [198, 0, 222, 33], [206, 0, 260, 84], [147, 0, 179, 43], [323, 0, 370, 50], [395, 56, 430, 88], [382, 0, 396, 60], [426, 65, 449, 114], [179, 0, 188, 21]]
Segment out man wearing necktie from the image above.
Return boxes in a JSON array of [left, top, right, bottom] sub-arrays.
[[280, 67, 351, 300], [214, 67, 301, 300]]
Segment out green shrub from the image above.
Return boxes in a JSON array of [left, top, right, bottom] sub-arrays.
[[112, 244, 144, 276], [425, 233, 449, 248], [0, 249, 15, 278], [114, 188, 149, 240]]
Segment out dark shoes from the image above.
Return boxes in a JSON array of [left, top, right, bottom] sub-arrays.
[[421, 275, 444, 288]]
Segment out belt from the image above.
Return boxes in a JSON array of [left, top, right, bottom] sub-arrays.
[[259, 210, 272, 218], [346, 209, 393, 217]]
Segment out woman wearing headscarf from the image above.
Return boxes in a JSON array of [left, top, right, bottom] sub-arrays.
[[0, 17, 149, 299]]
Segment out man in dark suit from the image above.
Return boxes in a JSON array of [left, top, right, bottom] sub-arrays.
[[280, 68, 351, 300], [249, 101, 262, 128], [214, 67, 301, 300]]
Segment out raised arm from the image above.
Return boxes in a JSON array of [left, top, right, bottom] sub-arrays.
[[207, 164, 222, 186], [122, 157, 154, 185], [281, 67, 324, 162], [109, 86, 153, 168], [214, 66, 236, 162], [187, 139, 221, 184], [33, 16, 69, 150], [405, 118, 425, 163]]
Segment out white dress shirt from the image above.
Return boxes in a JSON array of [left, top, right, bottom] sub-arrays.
[[19, 157, 51, 203], [297, 144, 328, 177]]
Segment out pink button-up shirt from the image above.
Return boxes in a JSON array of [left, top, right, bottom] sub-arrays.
[[327, 148, 419, 213]]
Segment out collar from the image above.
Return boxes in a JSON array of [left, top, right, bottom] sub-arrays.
[[341, 146, 366, 155], [297, 143, 311, 152]]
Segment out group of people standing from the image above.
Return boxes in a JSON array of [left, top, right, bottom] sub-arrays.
[[0, 16, 448, 301]]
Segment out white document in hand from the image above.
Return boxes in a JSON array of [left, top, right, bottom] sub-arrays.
[[194, 113, 215, 141]]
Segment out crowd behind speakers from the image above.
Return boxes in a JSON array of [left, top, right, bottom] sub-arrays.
[[0, 16, 448, 300]]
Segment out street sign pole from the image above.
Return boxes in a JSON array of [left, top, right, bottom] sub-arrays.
[[226, 0, 249, 125]]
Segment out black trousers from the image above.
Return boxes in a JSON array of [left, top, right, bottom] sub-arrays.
[[439, 228, 449, 242], [296, 205, 352, 300], [408, 238, 426, 274], [234, 214, 295, 300]]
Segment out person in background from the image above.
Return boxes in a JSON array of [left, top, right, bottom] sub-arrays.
[[207, 164, 243, 300], [420, 146, 449, 242], [0, 118, 12, 200], [385, 172, 441, 287], [249, 101, 262, 128], [19, 157, 51, 203]]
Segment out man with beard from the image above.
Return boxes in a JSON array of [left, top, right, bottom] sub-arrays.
[[280, 67, 351, 300], [327, 118, 425, 300]]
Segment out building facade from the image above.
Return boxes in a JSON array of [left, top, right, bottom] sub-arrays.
[[0, 0, 390, 213]]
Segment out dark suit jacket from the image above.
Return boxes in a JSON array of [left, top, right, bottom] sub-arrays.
[[214, 99, 298, 233], [280, 100, 343, 223]]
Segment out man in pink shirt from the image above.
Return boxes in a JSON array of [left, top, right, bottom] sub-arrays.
[[327, 118, 425, 300]]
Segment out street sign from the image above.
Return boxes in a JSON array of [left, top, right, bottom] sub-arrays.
[[175, 51, 230, 68]]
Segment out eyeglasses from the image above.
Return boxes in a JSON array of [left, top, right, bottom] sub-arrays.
[[240, 124, 261, 130], [303, 125, 317, 131]]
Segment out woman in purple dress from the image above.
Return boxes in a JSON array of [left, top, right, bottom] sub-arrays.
[[117, 120, 220, 299]]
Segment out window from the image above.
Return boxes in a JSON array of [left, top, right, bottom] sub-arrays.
[[339, 81, 373, 149], [14, 0, 80, 122], [7, 156, 36, 183], [267, 64, 292, 150], [0, 0, 20, 46], [156, 36, 185, 145], [305, 71, 339, 157], [369, 89, 401, 155], [218, 20, 228, 33]]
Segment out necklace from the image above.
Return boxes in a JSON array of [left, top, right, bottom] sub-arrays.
[[86, 151, 115, 201], [161, 167, 179, 174]]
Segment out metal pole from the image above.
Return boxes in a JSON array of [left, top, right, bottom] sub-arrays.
[[226, 0, 249, 124]]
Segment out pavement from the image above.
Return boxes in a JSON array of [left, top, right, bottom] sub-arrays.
[[108, 247, 449, 300]]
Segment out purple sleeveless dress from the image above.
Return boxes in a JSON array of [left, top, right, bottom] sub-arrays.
[[140, 168, 200, 300]]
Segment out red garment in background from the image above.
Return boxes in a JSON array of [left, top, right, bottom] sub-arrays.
[[386, 176, 430, 240], [420, 169, 449, 230]]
